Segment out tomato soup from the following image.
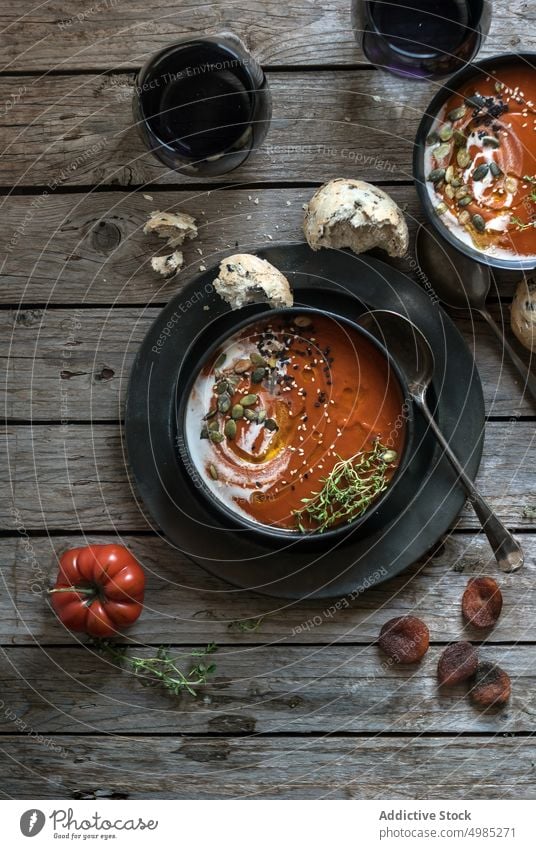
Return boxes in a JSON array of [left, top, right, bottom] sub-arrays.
[[184, 313, 406, 533], [424, 62, 536, 260]]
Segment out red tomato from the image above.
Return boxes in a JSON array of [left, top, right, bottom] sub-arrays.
[[50, 544, 145, 637]]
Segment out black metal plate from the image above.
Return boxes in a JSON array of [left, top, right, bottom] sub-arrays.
[[125, 243, 485, 599]]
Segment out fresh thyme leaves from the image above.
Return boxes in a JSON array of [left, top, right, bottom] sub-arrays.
[[92, 640, 218, 697], [511, 215, 536, 231], [228, 616, 264, 633], [293, 441, 396, 533]]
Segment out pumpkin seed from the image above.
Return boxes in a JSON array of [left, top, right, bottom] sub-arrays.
[[465, 93, 485, 109], [250, 351, 266, 367], [489, 161, 502, 177], [505, 176, 518, 194], [209, 463, 219, 480], [257, 409, 266, 423], [251, 367, 266, 383], [453, 129, 467, 147], [216, 379, 229, 394], [450, 177, 462, 188], [472, 214, 486, 232], [203, 407, 217, 420], [241, 394, 258, 407], [428, 168, 446, 183], [458, 210, 471, 224], [455, 185, 470, 198], [445, 184, 455, 199], [439, 123, 453, 141], [381, 449, 398, 464], [267, 356, 278, 369], [448, 104, 467, 122], [214, 352, 226, 369], [200, 426, 209, 439], [426, 131, 439, 145], [234, 358, 251, 374], [482, 135, 499, 148], [458, 196, 472, 207], [294, 315, 312, 327], [231, 404, 244, 419], [494, 81, 504, 94], [244, 409, 258, 422], [209, 431, 224, 443], [435, 203, 448, 216], [472, 163, 489, 181], [224, 419, 237, 439], [445, 165, 455, 183], [264, 418, 278, 431], [217, 393, 231, 414], [456, 148, 471, 168], [434, 143, 452, 163], [208, 420, 220, 431]]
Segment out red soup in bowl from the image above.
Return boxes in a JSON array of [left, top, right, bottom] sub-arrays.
[[183, 310, 408, 535]]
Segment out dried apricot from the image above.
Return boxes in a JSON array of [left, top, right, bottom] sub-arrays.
[[462, 577, 503, 628], [437, 641, 478, 686], [471, 662, 511, 707], [378, 616, 430, 664]]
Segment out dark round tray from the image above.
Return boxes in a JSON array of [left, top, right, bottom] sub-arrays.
[[125, 243, 485, 599]]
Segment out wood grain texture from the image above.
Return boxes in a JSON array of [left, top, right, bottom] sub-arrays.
[[2, 304, 533, 419], [0, 643, 533, 734], [0, 735, 534, 799], [1, 422, 533, 531], [0, 70, 450, 186], [0, 0, 531, 71], [0, 188, 524, 303], [1, 533, 535, 645]]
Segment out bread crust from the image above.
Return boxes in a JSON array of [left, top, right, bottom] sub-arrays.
[[511, 278, 536, 352], [303, 178, 409, 258], [213, 254, 293, 310]]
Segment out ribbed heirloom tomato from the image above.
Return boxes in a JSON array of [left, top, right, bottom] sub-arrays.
[[50, 544, 145, 637]]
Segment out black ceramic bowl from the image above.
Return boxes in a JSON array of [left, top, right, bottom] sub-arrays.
[[413, 52, 536, 273], [175, 305, 415, 546]]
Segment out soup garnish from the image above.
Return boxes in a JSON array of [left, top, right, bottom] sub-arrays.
[[425, 63, 536, 259], [185, 314, 406, 533]]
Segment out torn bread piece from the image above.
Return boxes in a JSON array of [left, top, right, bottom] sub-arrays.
[[144, 210, 198, 248], [150, 250, 184, 278], [511, 278, 536, 352], [213, 254, 293, 310], [303, 178, 409, 258]]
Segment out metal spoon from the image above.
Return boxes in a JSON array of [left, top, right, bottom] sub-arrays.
[[359, 309, 524, 573], [415, 224, 536, 403]]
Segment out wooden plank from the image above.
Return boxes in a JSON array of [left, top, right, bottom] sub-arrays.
[[0, 0, 530, 71], [0, 70, 446, 187], [0, 643, 533, 734], [1, 422, 533, 532], [0, 188, 521, 305], [0, 735, 534, 799], [2, 304, 532, 419], [1, 533, 535, 645]]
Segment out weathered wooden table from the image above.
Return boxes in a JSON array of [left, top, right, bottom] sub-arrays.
[[1, 1, 535, 800]]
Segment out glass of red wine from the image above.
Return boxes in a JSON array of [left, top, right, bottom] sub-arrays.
[[134, 33, 272, 176], [352, 0, 491, 79]]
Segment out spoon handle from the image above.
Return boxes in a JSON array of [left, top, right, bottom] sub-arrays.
[[415, 397, 524, 573], [480, 309, 536, 404]]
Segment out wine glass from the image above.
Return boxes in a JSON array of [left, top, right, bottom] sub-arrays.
[[352, 0, 492, 79], [134, 33, 272, 176]]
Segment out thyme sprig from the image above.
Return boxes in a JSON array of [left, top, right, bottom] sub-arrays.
[[92, 640, 218, 697], [294, 441, 397, 534]]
